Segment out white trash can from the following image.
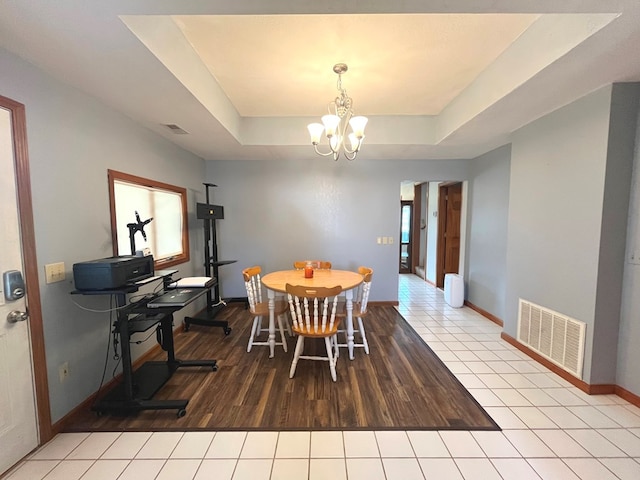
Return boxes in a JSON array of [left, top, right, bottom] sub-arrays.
[[444, 273, 464, 308]]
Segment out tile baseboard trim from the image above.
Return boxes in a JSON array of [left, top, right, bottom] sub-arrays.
[[501, 332, 640, 408], [464, 301, 503, 327], [614, 384, 640, 408], [501, 331, 598, 393], [370, 300, 399, 307]]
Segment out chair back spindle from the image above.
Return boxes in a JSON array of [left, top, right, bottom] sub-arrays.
[[242, 265, 291, 353], [286, 285, 341, 335], [243, 265, 263, 311], [356, 266, 373, 315], [285, 283, 343, 382]]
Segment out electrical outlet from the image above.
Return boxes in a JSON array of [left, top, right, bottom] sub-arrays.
[[59, 362, 69, 382], [45, 262, 66, 284], [388, 236, 394, 245]]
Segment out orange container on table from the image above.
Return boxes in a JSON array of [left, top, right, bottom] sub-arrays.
[[304, 263, 314, 278]]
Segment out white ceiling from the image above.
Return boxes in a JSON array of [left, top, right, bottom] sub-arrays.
[[171, 14, 538, 117], [1, 1, 640, 162]]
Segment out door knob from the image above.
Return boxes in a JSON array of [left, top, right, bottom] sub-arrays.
[[7, 310, 28, 324]]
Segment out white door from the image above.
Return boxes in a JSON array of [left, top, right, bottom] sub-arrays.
[[0, 104, 38, 474]]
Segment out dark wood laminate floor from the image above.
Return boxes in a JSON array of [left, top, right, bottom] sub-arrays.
[[63, 304, 498, 431]]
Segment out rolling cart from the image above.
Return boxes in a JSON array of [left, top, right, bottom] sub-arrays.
[[184, 183, 235, 334]]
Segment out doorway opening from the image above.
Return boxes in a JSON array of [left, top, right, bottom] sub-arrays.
[[401, 180, 465, 289]]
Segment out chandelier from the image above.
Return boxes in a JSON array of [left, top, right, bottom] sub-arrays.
[[307, 63, 368, 161]]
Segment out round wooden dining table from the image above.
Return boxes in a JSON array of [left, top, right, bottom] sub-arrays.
[[261, 269, 364, 359]]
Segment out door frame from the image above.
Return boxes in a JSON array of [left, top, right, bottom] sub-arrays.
[[2, 94, 52, 445]]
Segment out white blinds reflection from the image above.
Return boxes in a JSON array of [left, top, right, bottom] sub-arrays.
[[114, 180, 183, 260]]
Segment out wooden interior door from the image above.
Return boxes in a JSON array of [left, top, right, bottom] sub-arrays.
[[436, 182, 462, 288]]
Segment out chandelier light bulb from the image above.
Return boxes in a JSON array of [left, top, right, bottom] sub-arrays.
[[307, 123, 324, 144], [349, 116, 368, 139], [321, 115, 340, 137]]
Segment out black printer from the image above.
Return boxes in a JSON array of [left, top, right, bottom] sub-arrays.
[[73, 255, 154, 291]]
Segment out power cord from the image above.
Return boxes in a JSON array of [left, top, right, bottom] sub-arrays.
[[89, 286, 169, 410], [131, 328, 157, 345], [71, 297, 129, 313], [129, 282, 164, 303]]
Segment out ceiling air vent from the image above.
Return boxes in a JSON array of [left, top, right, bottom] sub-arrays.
[[163, 124, 189, 135]]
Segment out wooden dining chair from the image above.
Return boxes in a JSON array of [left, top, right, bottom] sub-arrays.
[[293, 260, 332, 269], [242, 266, 291, 353], [286, 283, 343, 382], [337, 266, 373, 355]]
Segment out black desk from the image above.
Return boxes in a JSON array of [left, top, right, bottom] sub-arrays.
[[73, 275, 217, 417]]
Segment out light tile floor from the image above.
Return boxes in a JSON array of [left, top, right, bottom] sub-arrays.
[[6, 274, 640, 479]]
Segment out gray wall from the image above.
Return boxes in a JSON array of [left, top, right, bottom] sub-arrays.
[[617, 95, 640, 394], [505, 84, 639, 385], [591, 84, 639, 383], [205, 159, 470, 303], [506, 86, 610, 385], [465, 145, 511, 321], [0, 48, 208, 422]]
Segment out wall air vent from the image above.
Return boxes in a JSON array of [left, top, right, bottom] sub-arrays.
[[517, 299, 586, 379], [163, 124, 189, 134]]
